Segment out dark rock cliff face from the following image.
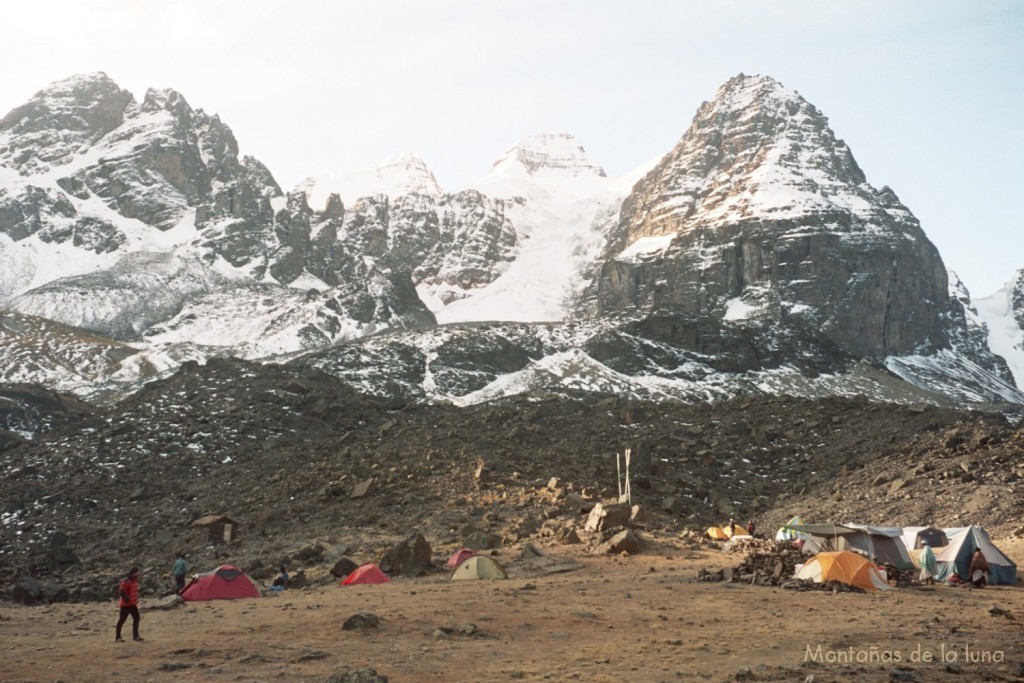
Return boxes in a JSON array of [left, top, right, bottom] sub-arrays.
[[585, 74, 954, 365]]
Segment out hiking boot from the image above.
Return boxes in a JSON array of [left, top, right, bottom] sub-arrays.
[[133, 636, 145, 642], [115, 637, 125, 643]]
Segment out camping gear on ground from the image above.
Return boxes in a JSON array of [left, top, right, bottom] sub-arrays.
[[775, 515, 810, 542], [901, 526, 949, 550], [449, 554, 509, 581], [793, 551, 891, 591], [934, 525, 1017, 585], [341, 563, 391, 586], [446, 548, 478, 569], [180, 565, 260, 601]]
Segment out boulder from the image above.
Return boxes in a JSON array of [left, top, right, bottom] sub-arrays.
[[351, 478, 375, 499], [12, 576, 42, 605], [378, 534, 432, 577], [597, 529, 641, 555], [463, 530, 501, 551], [326, 668, 389, 683], [330, 558, 360, 579], [584, 502, 631, 533], [662, 497, 684, 514], [342, 611, 381, 631]]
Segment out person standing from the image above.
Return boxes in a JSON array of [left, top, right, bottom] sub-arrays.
[[171, 552, 189, 594], [969, 548, 989, 588], [918, 542, 936, 585], [115, 566, 143, 642]]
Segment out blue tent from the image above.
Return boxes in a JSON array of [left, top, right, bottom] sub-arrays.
[[934, 525, 1017, 585]]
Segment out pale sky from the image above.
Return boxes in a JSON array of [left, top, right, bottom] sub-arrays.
[[1, 1, 1020, 297]]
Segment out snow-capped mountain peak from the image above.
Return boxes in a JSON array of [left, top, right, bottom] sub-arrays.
[[473, 132, 610, 202], [487, 132, 606, 178], [295, 153, 443, 211]]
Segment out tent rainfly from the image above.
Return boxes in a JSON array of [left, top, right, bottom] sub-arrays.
[[180, 565, 259, 601], [341, 563, 391, 586], [449, 555, 509, 581], [793, 551, 891, 591]]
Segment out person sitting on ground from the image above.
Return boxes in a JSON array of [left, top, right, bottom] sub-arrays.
[[969, 548, 989, 588], [918, 541, 936, 585], [272, 566, 289, 589], [948, 571, 965, 586]]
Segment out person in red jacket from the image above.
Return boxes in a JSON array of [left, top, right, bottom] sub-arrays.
[[115, 567, 143, 642]]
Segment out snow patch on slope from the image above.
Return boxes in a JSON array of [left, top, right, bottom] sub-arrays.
[[974, 272, 1024, 389]]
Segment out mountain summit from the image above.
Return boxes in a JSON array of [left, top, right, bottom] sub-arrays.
[[0, 72, 1019, 408]]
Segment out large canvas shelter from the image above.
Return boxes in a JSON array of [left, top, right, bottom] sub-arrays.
[[789, 524, 913, 569], [901, 526, 949, 550], [934, 525, 1017, 585], [181, 565, 259, 601]]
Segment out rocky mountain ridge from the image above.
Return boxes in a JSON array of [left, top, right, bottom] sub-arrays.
[[0, 72, 1021, 411]]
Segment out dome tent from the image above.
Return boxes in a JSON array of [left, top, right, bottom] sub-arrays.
[[341, 563, 391, 586], [793, 551, 891, 592], [180, 565, 260, 601], [449, 554, 509, 581]]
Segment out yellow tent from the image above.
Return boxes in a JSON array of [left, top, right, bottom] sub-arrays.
[[706, 526, 730, 540], [724, 523, 749, 539], [793, 551, 891, 591], [449, 555, 509, 581]]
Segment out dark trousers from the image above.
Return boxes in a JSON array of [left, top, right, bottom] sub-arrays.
[[175, 574, 186, 593], [116, 605, 140, 639]]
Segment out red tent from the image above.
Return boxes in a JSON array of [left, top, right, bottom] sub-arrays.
[[181, 565, 260, 601], [341, 563, 391, 586], [446, 548, 478, 569]]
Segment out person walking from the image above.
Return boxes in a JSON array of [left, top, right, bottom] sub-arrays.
[[115, 566, 144, 642], [171, 552, 189, 594]]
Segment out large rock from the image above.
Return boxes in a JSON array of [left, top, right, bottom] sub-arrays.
[[584, 502, 631, 533], [326, 668, 389, 683], [378, 534, 433, 577], [597, 529, 641, 555], [12, 576, 42, 605], [330, 558, 360, 579]]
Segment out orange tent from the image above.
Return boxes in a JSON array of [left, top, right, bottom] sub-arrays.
[[341, 563, 391, 586], [793, 551, 891, 591], [706, 526, 729, 540]]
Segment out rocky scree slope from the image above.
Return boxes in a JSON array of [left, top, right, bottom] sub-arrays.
[[1, 357, 1021, 603]]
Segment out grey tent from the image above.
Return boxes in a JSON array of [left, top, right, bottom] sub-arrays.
[[790, 524, 913, 570]]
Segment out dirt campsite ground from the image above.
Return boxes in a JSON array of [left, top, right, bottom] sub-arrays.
[[2, 536, 1022, 683]]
